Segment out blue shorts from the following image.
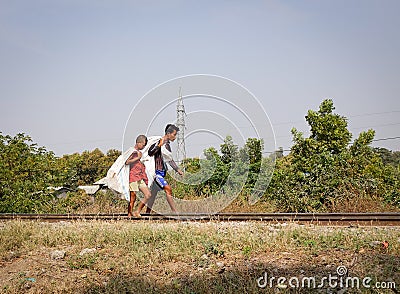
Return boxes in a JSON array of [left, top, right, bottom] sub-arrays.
[[155, 170, 168, 189]]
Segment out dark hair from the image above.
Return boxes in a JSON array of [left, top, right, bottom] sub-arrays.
[[165, 124, 179, 134], [136, 134, 148, 145]]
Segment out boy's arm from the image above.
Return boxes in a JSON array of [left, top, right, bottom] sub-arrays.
[[165, 141, 184, 175], [125, 151, 141, 165], [148, 141, 161, 156], [167, 160, 182, 173]]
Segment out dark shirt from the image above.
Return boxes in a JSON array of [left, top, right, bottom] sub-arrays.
[[148, 139, 179, 172]]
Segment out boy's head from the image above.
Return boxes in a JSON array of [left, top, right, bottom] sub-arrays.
[[135, 135, 147, 150], [164, 124, 179, 141]]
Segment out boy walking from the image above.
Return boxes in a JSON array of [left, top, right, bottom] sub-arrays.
[[125, 135, 152, 217], [147, 124, 183, 213]]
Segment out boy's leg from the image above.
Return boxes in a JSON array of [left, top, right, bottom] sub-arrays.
[[145, 187, 157, 213], [153, 171, 178, 213], [135, 186, 152, 217], [164, 185, 177, 213], [127, 191, 136, 217]]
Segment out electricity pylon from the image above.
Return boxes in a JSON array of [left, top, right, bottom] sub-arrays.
[[176, 87, 186, 167]]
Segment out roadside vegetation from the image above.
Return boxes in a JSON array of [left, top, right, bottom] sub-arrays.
[[1, 99, 399, 213]]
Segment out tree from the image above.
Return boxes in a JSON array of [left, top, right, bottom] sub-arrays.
[[78, 148, 107, 185], [200, 147, 229, 195], [266, 99, 400, 212], [220, 136, 238, 164], [269, 147, 284, 160], [57, 148, 122, 187], [374, 147, 400, 167], [239, 138, 264, 165], [57, 152, 82, 188], [291, 99, 352, 159], [0, 133, 60, 212]]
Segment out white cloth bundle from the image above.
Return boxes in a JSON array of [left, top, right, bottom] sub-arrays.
[[106, 136, 173, 201]]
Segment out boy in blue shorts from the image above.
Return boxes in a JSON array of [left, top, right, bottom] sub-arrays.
[[147, 124, 183, 213]]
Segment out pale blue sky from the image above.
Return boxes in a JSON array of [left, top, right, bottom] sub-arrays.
[[1, 0, 399, 156]]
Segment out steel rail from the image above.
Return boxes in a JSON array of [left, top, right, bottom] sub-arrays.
[[0, 212, 399, 226]]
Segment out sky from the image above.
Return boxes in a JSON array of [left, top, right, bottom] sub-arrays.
[[1, 0, 399, 157]]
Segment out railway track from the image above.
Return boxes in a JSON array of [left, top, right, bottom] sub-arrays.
[[0, 212, 399, 226]]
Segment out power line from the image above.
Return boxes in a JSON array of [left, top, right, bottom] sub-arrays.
[[348, 110, 400, 118], [373, 136, 400, 142], [350, 122, 400, 130], [262, 149, 291, 154]]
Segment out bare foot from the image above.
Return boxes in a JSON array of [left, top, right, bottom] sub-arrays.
[[133, 211, 141, 218]]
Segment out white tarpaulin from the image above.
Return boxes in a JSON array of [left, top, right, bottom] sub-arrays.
[[105, 136, 173, 201]]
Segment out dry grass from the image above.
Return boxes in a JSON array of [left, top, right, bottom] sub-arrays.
[[327, 195, 400, 213], [222, 194, 400, 213], [0, 220, 399, 293]]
